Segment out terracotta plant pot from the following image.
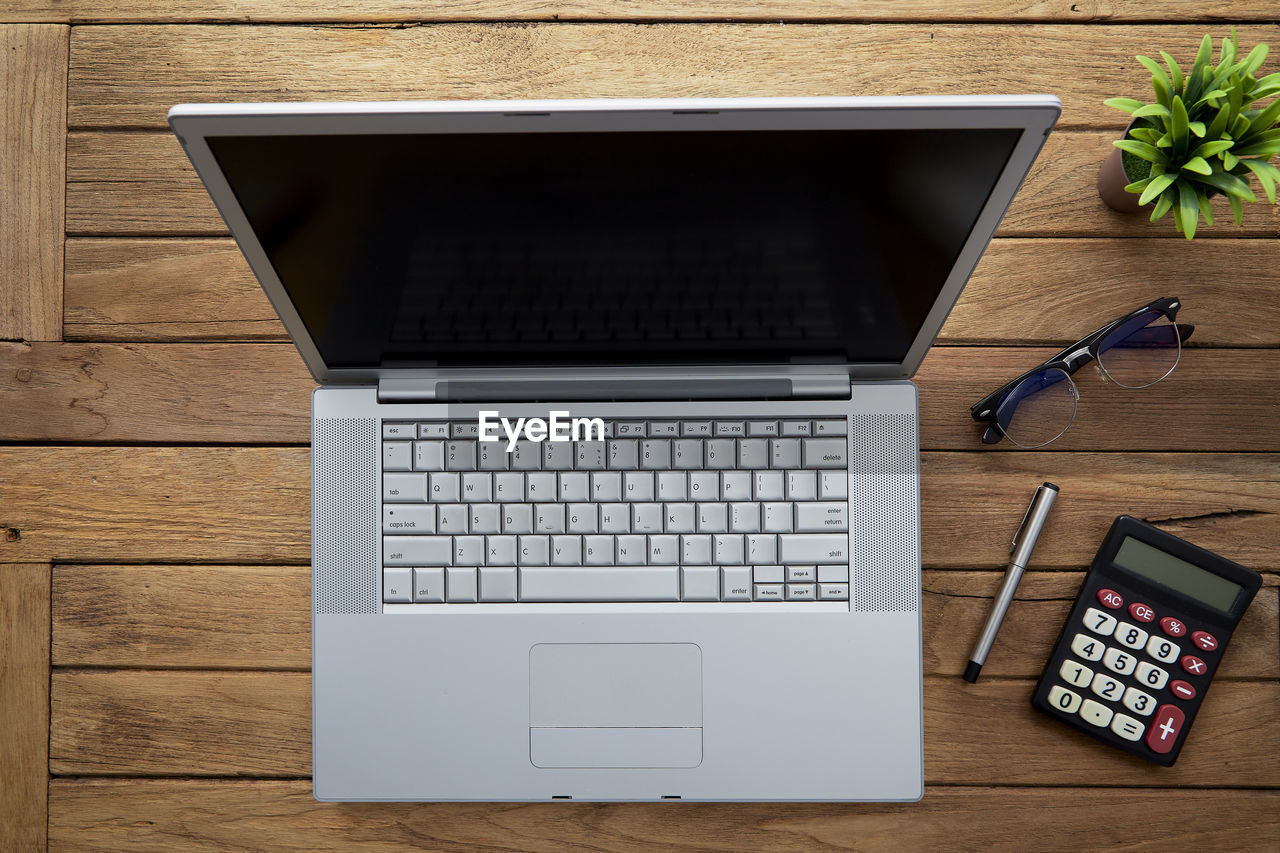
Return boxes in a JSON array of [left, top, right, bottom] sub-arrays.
[[1098, 145, 1144, 214]]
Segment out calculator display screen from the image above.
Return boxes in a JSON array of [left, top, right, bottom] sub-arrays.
[[1114, 536, 1242, 612]]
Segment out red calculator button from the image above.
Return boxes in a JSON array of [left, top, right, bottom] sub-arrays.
[[1097, 589, 1124, 609], [1145, 704, 1185, 754], [1191, 630, 1219, 652], [1170, 680, 1197, 701], [1160, 617, 1187, 637], [1181, 655, 1208, 676], [1128, 602, 1155, 623]]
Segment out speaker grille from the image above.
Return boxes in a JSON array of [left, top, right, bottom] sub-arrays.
[[849, 413, 920, 612], [313, 418, 379, 614]]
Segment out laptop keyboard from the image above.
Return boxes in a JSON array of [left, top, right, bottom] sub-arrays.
[[380, 418, 851, 604]]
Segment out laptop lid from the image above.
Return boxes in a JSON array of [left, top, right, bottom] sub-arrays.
[[170, 96, 1059, 390]]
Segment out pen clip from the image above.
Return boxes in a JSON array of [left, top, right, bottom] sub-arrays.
[[1010, 488, 1039, 554]]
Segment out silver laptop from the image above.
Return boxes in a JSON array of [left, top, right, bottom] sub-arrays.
[[170, 95, 1059, 802]]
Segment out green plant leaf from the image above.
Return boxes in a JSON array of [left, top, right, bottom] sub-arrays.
[[1161, 50, 1185, 95], [1231, 113, 1252, 138], [1223, 150, 1239, 170], [1138, 55, 1173, 107], [1170, 96, 1190, 154], [1232, 139, 1280, 158], [1228, 193, 1245, 225], [1239, 42, 1269, 79], [1206, 103, 1232, 140], [1130, 127, 1162, 144], [1114, 139, 1171, 165], [1156, 133, 1173, 148], [1188, 121, 1206, 137], [1104, 97, 1145, 114], [1139, 172, 1177, 204], [1194, 89, 1229, 107], [1132, 103, 1172, 120], [1150, 191, 1174, 221], [1182, 156, 1213, 174], [1193, 139, 1234, 158], [1241, 157, 1280, 203], [1218, 33, 1237, 73], [1186, 34, 1214, 103], [1197, 193, 1215, 227], [1188, 169, 1258, 201], [1177, 180, 1200, 239], [1240, 98, 1280, 141], [1125, 177, 1153, 194]]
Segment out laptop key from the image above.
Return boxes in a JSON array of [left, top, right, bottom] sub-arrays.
[[446, 441, 477, 471], [803, 439, 848, 468], [413, 567, 445, 602], [770, 439, 801, 469], [814, 419, 848, 436], [414, 441, 445, 471], [383, 567, 413, 602], [446, 567, 478, 602], [518, 567, 679, 602], [796, 502, 849, 532], [383, 505, 434, 534], [721, 566, 752, 600], [503, 504, 534, 534], [479, 567, 517, 602], [383, 536, 452, 567], [384, 473, 427, 503], [429, 472, 460, 502], [682, 566, 720, 601], [383, 441, 412, 471], [780, 534, 849, 564]]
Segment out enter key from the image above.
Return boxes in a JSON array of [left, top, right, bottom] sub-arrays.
[[795, 502, 850, 532]]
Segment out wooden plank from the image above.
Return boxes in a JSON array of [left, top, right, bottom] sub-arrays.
[[3, 341, 1279, 451], [47, 670, 1280, 784], [2, 448, 1275, 567], [50, 565, 1280, 678], [1, 25, 67, 342], [64, 236, 1280, 346], [64, 128, 1280, 238], [66, 24, 1280, 131], [0, 564, 50, 853], [12, 0, 1280, 25], [45, 780, 1280, 852]]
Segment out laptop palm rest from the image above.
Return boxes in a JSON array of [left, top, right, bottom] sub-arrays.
[[529, 643, 703, 769]]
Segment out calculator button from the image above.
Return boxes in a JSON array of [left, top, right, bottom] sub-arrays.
[[1110, 712, 1146, 742], [1048, 685, 1083, 714], [1114, 621, 1149, 650], [1181, 654, 1208, 676], [1169, 680, 1197, 701], [1191, 630, 1219, 652], [1122, 686, 1156, 717], [1090, 673, 1124, 703], [1070, 633, 1106, 662], [1096, 588, 1124, 609], [1127, 602, 1155, 623], [1145, 635, 1180, 664], [1059, 660, 1094, 687], [1135, 661, 1170, 690], [1102, 647, 1138, 675], [1083, 607, 1118, 637], [1079, 699, 1114, 728], [1160, 617, 1187, 637], [1145, 704, 1185, 754]]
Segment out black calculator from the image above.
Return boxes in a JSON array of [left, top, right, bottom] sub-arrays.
[[1032, 516, 1261, 766]]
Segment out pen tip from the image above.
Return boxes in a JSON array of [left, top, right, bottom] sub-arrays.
[[963, 661, 982, 683]]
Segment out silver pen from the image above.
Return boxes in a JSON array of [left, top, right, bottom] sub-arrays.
[[963, 482, 1059, 683]]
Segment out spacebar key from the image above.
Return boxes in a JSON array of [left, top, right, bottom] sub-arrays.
[[519, 568, 679, 601]]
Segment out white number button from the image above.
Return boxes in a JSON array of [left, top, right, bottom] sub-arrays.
[[1091, 672, 1124, 702], [1103, 647, 1138, 675], [1123, 686, 1156, 717], [1083, 607, 1118, 637], [1070, 632, 1105, 662], [1080, 698, 1114, 728], [1114, 621, 1149, 650], [1059, 660, 1094, 687], [1135, 661, 1169, 690], [1110, 712, 1146, 742], [1049, 685, 1083, 714], [1146, 635, 1180, 663]]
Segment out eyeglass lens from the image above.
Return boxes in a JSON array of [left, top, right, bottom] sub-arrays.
[[995, 367, 1079, 448], [1096, 310, 1182, 389]]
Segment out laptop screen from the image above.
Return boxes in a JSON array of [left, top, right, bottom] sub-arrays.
[[208, 128, 1020, 369]]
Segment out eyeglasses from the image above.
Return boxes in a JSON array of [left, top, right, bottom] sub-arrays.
[[971, 297, 1194, 448]]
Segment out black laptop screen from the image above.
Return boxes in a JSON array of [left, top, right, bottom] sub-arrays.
[[207, 128, 1021, 368]]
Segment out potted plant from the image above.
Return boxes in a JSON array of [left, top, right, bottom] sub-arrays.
[[1098, 29, 1280, 238]]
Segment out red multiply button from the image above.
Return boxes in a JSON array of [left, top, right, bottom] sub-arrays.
[[1145, 704, 1186, 754], [1191, 630, 1219, 652], [1169, 680, 1197, 701], [1160, 616, 1187, 637], [1128, 602, 1155, 623], [1181, 655, 1208, 676], [1097, 588, 1124, 609]]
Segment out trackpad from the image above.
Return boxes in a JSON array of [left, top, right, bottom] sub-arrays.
[[529, 643, 702, 768]]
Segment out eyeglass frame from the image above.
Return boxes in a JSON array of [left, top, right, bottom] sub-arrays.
[[970, 296, 1195, 446]]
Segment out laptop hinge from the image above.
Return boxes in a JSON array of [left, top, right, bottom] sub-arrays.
[[378, 373, 851, 403]]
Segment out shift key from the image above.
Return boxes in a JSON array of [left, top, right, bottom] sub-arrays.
[[384, 536, 453, 566], [780, 534, 849, 563]]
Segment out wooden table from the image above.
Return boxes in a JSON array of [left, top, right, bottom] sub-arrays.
[[2, 4, 1278, 850]]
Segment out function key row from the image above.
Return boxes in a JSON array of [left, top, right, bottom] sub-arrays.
[[384, 419, 848, 440]]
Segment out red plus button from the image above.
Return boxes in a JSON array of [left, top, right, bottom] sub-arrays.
[[1145, 704, 1186, 754], [1160, 617, 1187, 637], [1181, 654, 1208, 676], [1170, 680, 1197, 701], [1191, 630, 1219, 652], [1097, 588, 1124, 609], [1128, 602, 1155, 623]]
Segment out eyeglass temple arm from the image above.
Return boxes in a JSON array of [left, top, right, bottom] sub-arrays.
[[1176, 323, 1195, 343]]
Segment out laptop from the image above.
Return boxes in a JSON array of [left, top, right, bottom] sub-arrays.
[[169, 95, 1060, 802]]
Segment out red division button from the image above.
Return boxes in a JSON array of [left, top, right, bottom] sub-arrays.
[[1169, 680, 1197, 701], [1160, 616, 1187, 637], [1097, 588, 1124, 609], [1181, 655, 1208, 676], [1145, 704, 1186, 754], [1191, 630, 1219, 652], [1128, 602, 1155, 623]]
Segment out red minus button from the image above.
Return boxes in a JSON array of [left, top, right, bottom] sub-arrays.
[[1145, 704, 1186, 754], [1170, 680, 1197, 701]]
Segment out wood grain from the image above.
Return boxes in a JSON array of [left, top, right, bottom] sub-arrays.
[[2, 448, 1275, 567], [0, 564, 50, 853], [2, 341, 1278, 451], [47, 669, 1280, 785], [45, 779, 1280, 852], [66, 24, 1280, 130], [64, 129, 1280, 238], [1, 25, 67, 342], [49, 565, 1280, 678]]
